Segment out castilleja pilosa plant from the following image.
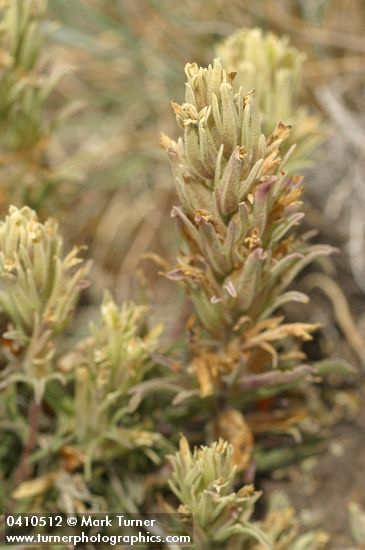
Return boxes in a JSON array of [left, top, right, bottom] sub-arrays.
[[162, 58, 334, 402], [0, 9, 348, 545]]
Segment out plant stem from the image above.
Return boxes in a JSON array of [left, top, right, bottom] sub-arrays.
[[12, 399, 41, 488]]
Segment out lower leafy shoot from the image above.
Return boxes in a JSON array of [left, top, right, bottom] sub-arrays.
[[8, 293, 167, 510], [62, 294, 165, 477]]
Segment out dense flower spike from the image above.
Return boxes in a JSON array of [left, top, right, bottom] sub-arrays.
[[216, 28, 323, 171], [0, 205, 89, 400], [168, 435, 271, 548], [163, 58, 333, 397], [167, 436, 328, 549]]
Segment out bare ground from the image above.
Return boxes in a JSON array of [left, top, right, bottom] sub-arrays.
[[263, 384, 365, 549]]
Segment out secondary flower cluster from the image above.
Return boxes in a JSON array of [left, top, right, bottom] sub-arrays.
[[217, 28, 323, 171], [0, 205, 89, 400]]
